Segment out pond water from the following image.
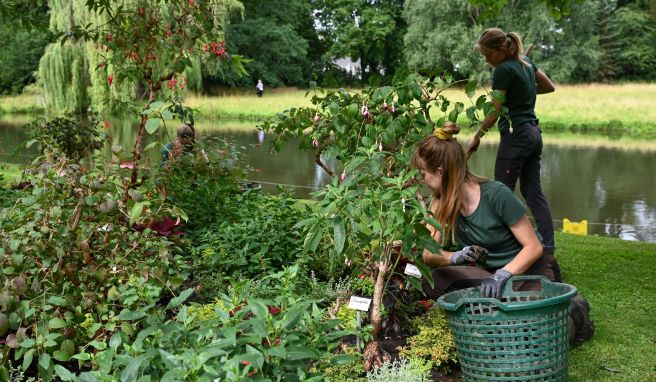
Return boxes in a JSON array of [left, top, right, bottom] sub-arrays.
[[2, 117, 655, 243]]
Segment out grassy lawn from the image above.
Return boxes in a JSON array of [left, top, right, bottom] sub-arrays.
[[0, 162, 22, 186], [557, 231, 656, 381], [4, 83, 656, 137]]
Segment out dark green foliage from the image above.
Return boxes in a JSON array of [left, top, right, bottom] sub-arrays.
[[599, 4, 656, 80], [159, 137, 247, 233], [314, 0, 407, 85], [214, 0, 321, 88], [53, 278, 353, 381], [191, 192, 307, 301], [25, 114, 105, 161], [0, 7, 50, 95]]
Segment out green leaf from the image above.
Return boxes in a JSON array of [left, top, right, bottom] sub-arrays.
[[491, 90, 506, 103], [89, 340, 107, 350], [165, 288, 194, 310], [53, 350, 72, 362], [332, 216, 346, 255], [109, 333, 122, 350], [22, 348, 35, 371], [49, 317, 67, 329], [117, 310, 146, 321], [143, 141, 160, 152], [129, 202, 144, 225], [465, 81, 477, 98], [38, 353, 51, 372], [121, 356, 146, 382], [475, 94, 487, 109], [280, 301, 310, 330], [145, 118, 161, 135], [286, 346, 320, 360], [54, 365, 76, 381], [330, 354, 359, 365], [248, 300, 269, 318]]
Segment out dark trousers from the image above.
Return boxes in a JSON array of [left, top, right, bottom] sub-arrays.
[[494, 122, 555, 251]]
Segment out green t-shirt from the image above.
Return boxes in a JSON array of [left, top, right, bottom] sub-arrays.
[[454, 181, 527, 268], [492, 56, 538, 133]]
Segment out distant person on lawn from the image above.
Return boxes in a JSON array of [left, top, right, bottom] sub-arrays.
[[413, 122, 594, 343], [256, 79, 264, 97]]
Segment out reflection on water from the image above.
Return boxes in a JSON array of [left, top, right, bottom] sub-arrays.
[[1, 118, 655, 243]]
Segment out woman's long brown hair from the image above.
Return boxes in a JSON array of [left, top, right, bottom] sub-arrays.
[[411, 124, 487, 244]]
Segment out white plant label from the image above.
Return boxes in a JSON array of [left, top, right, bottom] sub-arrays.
[[404, 263, 422, 278], [348, 296, 372, 312]]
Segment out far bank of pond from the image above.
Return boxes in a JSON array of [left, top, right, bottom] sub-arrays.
[[1, 117, 655, 243]]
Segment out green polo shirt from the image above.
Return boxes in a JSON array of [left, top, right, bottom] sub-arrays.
[[492, 56, 538, 133], [454, 181, 527, 268]]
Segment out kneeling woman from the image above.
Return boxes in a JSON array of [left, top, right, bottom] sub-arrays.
[[412, 123, 593, 342]]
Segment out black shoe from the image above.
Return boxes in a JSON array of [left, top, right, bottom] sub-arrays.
[[569, 295, 595, 343]]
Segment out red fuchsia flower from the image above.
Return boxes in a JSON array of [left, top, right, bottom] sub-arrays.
[[138, 7, 145, 16], [104, 119, 111, 129], [268, 306, 281, 315], [107, 75, 113, 86], [168, 76, 177, 89], [241, 360, 250, 366], [312, 138, 319, 147], [417, 300, 433, 311], [188, 0, 195, 6], [106, 34, 113, 42], [358, 273, 366, 279]]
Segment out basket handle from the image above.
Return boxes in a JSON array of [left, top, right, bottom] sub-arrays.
[[502, 275, 552, 296]]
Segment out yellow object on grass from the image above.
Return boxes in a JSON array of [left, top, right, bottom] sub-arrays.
[[563, 218, 588, 235]]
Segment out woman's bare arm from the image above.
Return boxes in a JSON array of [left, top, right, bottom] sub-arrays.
[[500, 215, 543, 275], [536, 70, 555, 94]]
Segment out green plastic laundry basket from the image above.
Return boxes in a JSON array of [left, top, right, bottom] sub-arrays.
[[437, 276, 577, 382]]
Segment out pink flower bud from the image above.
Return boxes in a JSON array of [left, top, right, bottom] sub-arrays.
[[390, 104, 395, 113], [340, 171, 346, 182], [312, 139, 319, 147], [382, 101, 388, 111], [313, 114, 319, 124], [361, 105, 369, 117]]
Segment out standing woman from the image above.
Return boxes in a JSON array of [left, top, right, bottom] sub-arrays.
[[467, 28, 560, 279]]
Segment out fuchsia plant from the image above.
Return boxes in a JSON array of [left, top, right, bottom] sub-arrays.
[[261, 74, 499, 368]]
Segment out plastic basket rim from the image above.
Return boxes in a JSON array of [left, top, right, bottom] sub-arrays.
[[436, 275, 577, 312]]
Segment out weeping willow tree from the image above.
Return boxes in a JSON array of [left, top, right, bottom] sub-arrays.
[[38, 0, 243, 114]]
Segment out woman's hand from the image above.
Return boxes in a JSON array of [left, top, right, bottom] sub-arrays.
[[466, 135, 481, 159], [480, 269, 513, 299], [450, 245, 489, 265]]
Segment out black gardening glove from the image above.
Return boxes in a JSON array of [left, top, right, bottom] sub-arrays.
[[450, 245, 489, 265], [480, 269, 513, 299]]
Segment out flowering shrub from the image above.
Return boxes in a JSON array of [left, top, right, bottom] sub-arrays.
[[0, 147, 188, 378]]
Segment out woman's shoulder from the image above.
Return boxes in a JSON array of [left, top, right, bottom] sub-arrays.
[[481, 181, 517, 201]]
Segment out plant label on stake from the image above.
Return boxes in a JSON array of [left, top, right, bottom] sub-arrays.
[[348, 296, 371, 351], [404, 264, 422, 278]]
